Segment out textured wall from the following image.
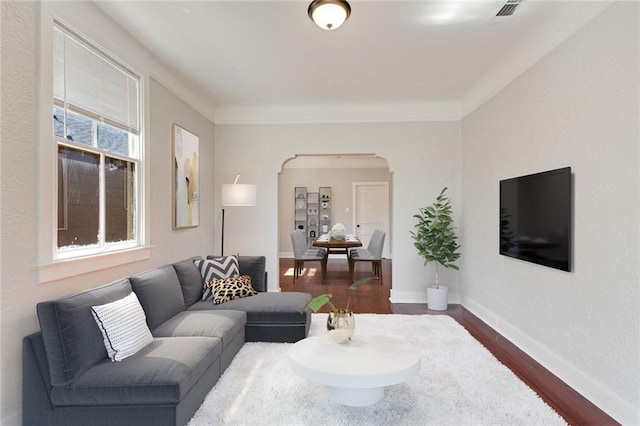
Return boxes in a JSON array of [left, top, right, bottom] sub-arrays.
[[148, 78, 216, 253], [461, 2, 639, 423], [214, 121, 462, 299], [1, 2, 40, 424], [0, 3, 215, 424]]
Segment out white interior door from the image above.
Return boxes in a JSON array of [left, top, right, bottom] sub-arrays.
[[352, 182, 390, 258]]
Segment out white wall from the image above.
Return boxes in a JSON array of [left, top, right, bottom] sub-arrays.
[[0, 2, 216, 424], [461, 2, 639, 424], [214, 122, 462, 300]]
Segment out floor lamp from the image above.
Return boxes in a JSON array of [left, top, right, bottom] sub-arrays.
[[221, 174, 257, 255]]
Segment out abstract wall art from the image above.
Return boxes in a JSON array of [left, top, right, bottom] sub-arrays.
[[172, 124, 199, 228]]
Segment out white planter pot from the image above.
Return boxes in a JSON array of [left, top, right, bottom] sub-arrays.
[[427, 285, 448, 311]]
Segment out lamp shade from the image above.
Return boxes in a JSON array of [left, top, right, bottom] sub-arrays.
[[221, 184, 257, 207], [308, 0, 351, 31]]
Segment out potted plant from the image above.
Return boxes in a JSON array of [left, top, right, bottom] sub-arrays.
[[302, 276, 377, 343], [410, 187, 461, 311]]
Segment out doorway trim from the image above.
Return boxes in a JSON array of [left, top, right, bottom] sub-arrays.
[[352, 181, 391, 258]]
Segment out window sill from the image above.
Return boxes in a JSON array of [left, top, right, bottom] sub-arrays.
[[38, 246, 153, 283]]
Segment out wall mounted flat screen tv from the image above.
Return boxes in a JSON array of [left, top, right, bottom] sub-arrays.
[[499, 167, 572, 272]]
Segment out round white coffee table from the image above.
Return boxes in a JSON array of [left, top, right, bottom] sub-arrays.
[[288, 334, 420, 407]]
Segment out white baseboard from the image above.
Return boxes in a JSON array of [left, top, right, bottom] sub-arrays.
[[389, 289, 427, 303], [463, 297, 639, 425], [390, 289, 461, 304]]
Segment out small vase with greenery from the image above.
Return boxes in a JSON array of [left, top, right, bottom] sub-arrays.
[[410, 187, 461, 309], [302, 276, 377, 343]]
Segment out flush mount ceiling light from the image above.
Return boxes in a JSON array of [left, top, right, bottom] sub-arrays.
[[308, 0, 351, 31]]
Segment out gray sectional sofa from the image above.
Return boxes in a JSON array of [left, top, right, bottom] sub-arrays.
[[23, 256, 312, 426]]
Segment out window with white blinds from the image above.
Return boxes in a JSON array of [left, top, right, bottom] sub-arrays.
[[53, 23, 139, 134], [53, 21, 142, 257]]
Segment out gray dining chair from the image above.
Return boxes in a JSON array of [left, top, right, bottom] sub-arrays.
[[348, 229, 385, 285], [291, 230, 327, 284]]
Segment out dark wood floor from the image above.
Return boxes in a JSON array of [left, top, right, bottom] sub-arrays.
[[279, 257, 618, 426]]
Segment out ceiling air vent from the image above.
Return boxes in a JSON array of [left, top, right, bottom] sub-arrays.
[[495, 0, 525, 17]]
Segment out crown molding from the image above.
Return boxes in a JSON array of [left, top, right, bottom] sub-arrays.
[[213, 101, 462, 125]]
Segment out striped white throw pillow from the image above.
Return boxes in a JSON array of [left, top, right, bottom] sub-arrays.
[[91, 292, 154, 362], [194, 255, 239, 301]]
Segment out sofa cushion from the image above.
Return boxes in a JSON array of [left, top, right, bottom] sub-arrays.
[[50, 337, 221, 406], [129, 265, 185, 330], [237, 256, 267, 292], [152, 310, 246, 350], [195, 255, 239, 301], [91, 292, 154, 361], [36, 278, 133, 386], [206, 275, 257, 304], [172, 257, 204, 309], [189, 292, 311, 325]]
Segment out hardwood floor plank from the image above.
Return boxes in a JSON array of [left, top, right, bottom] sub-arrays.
[[279, 257, 618, 426]]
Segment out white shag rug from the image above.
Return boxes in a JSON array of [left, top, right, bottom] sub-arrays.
[[188, 314, 566, 426]]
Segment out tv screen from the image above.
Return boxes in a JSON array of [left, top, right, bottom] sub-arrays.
[[499, 167, 572, 272]]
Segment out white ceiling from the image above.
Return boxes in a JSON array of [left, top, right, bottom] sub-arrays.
[[96, 0, 611, 123]]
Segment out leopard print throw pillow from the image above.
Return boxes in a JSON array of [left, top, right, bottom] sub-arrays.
[[205, 275, 257, 305]]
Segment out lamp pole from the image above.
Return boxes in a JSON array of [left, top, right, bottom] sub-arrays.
[[221, 208, 226, 255]]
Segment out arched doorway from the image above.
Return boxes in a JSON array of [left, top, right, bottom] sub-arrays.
[[277, 154, 393, 301], [278, 154, 391, 257]]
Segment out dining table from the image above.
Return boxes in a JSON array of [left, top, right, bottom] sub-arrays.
[[312, 233, 362, 256], [312, 234, 362, 282]]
